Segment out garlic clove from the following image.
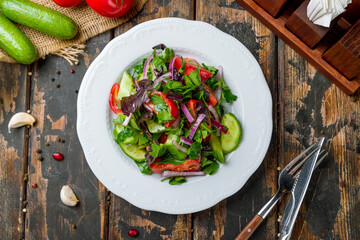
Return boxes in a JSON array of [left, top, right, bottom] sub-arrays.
[[60, 185, 79, 207], [8, 112, 36, 133]]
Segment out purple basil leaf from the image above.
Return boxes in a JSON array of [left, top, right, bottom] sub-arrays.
[[166, 91, 184, 101], [152, 44, 167, 50]]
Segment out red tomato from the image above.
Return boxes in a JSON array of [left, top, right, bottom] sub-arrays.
[[150, 159, 200, 174], [86, 0, 134, 18], [159, 133, 168, 144], [186, 99, 200, 118], [145, 91, 179, 128], [109, 83, 122, 114], [53, 0, 82, 7], [201, 82, 217, 106], [174, 57, 213, 81]]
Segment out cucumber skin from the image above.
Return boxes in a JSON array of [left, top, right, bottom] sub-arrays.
[[0, 14, 37, 64], [221, 113, 242, 154], [209, 133, 225, 163], [0, 0, 78, 39]]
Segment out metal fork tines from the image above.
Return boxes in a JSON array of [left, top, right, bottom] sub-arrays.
[[258, 142, 328, 218], [235, 140, 328, 240]]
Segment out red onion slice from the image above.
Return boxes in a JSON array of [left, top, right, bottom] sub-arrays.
[[133, 78, 140, 91], [208, 105, 220, 136], [122, 113, 132, 126], [189, 114, 206, 140], [211, 119, 228, 134], [152, 72, 171, 86], [180, 104, 194, 123], [169, 55, 179, 80], [173, 140, 188, 153], [143, 55, 153, 79], [180, 136, 194, 146], [143, 103, 152, 112], [208, 105, 220, 122], [161, 171, 206, 177], [215, 65, 223, 81]]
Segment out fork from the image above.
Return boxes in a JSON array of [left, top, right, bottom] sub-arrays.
[[235, 142, 328, 240]]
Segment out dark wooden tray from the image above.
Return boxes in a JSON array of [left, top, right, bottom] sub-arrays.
[[236, 0, 360, 95]]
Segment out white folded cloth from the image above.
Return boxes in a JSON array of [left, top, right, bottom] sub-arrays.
[[307, 0, 352, 27]]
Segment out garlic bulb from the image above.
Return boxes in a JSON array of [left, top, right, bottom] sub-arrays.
[[60, 185, 79, 207], [8, 112, 36, 133]]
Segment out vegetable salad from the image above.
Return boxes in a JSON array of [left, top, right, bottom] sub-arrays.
[[109, 44, 242, 185]]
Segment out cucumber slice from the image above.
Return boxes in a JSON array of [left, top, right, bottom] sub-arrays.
[[164, 134, 180, 146], [209, 133, 225, 163], [146, 120, 166, 134], [118, 71, 135, 100], [114, 124, 137, 144], [119, 143, 146, 162], [221, 113, 242, 154], [167, 145, 187, 159]]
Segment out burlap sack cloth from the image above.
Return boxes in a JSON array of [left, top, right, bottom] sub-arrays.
[[0, 0, 148, 65]]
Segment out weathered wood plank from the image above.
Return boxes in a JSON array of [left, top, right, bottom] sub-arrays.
[[0, 63, 28, 239], [193, 1, 279, 239], [278, 40, 360, 239], [24, 32, 111, 240], [108, 1, 194, 239]]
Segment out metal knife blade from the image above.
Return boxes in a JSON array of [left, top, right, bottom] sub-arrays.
[[279, 137, 325, 240]]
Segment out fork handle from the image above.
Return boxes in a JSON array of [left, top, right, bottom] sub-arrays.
[[235, 214, 263, 240]]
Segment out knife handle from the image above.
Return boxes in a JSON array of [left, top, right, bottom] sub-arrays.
[[235, 214, 263, 240]]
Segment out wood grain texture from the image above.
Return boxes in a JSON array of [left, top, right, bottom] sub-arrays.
[[236, 0, 360, 95], [278, 40, 360, 240], [193, 1, 279, 239], [24, 33, 112, 240], [323, 20, 360, 80], [0, 63, 28, 240], [108, 1, 194, 239], [1, 1, 359, 240]]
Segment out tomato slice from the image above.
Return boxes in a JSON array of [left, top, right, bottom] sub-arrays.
[[146, 91, 179, 128], [174, 57, 213, 81], [201, 82, 217, 106], [109, 83, 122, 114], [186, 99, 200, 118], [159, 133, 168, 144], [150, 159, 200, 174]]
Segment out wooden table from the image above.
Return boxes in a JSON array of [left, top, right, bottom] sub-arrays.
[[1, 1, 359, 239]]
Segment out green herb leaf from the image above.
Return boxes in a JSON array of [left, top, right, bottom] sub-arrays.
[[162, 176, 187, 185], [115, 127, 132, 143], [150, 94, 174, 122], [158, 154, 186, 165], [113, 114, 125, 125], [132, 59, 146, 78], [187, 141, 202, 160], [202, 161, 219, 175], [135, 161, 152, 175], [206, 77, 220, 91], [158, 48, 174, 64], [201, 63, 218, 75], [221, 77, 237, 103], [149, 142, 161, 159], [153, 55, 168, 72], [200, 156, 214, 168], [187, 67, 201, 86]]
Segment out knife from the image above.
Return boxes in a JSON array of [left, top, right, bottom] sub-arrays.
[[279, 137, 325, 240]]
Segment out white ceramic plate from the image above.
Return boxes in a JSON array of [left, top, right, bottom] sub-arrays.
[[77, 18, 272, 214]]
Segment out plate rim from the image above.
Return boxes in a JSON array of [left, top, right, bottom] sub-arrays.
[[77, 17, 273, 214]]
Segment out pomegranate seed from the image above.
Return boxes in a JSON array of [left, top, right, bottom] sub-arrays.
[[128, 228, 138, 237], [32, 183, 37, 188], [53, 152, 64, 161]]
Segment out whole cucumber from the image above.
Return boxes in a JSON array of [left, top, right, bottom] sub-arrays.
[[0, 14, 37, 64], [0, 0, 78, 39]]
